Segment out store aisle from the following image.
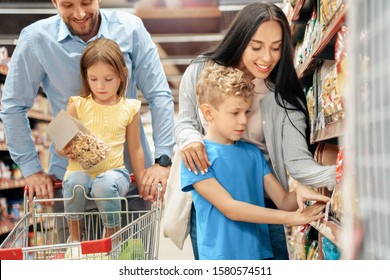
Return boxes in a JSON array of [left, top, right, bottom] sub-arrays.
[[142, 110, 194, 260], [158, 210, 194, 260]]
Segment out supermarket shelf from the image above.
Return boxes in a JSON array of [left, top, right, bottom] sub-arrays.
[[290, 0, 313, 25], [1, 142, 47, 153], [152, 33, 223, 43], [0, 106, 52, 122], [0, 178, 26, 191], [310, 218, 342, 248], [0, 65, 7, 75], [312, 119, 345, 143], [0, 219, 16, 236], [27, 110, 52, 122], [0, 217, 32, 236], [290, 0, 307, 22], [296, 4, 347, 78], [0, 142, 7, 151], [312, 4, 346, 58], [0, 4, 134, 14]]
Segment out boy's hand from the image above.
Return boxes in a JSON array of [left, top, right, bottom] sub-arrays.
[[295, 185, 330, 212], [288, 201, 327, 226]]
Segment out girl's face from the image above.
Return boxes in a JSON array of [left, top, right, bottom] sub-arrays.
[[86, 61, 121, 105], [238, 20, 283, 81], [207, 95, 252, 145]]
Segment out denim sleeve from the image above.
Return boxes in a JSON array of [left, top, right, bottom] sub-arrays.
[[0, 28, 45, 177], [130, 20, 174, 158]]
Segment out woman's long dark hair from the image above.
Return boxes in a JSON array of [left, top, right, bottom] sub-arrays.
[[195, 2, 311, 149]]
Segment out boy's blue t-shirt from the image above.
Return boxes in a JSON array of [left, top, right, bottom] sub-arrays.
[[181, 139, 274, 260]]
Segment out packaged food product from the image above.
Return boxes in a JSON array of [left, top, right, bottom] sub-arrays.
[[45, 110, 110, 170], [70, 131, 110, 170], [322, 236, 340, 260]]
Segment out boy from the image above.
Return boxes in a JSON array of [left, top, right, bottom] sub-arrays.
[[181, 65, 329, 260]]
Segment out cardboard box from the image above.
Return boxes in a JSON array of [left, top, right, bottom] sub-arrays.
[[45, 110, 90, 150]]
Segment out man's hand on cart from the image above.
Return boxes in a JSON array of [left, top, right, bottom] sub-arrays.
[[138, 165, 169, 202], [25, 171, 56, 206]]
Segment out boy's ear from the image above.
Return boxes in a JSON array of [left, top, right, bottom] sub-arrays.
[[200, 103, 213, 121]]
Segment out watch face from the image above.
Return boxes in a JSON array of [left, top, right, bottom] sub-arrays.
[[157, 155, 171, 167]]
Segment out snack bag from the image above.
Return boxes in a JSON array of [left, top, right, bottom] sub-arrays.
[[46, 110, 110, 169], [70, 131, 110, 170]]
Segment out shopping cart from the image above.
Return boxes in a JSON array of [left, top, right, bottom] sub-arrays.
[[0, 182, 163, 260]]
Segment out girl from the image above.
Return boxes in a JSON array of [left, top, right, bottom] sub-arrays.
[[59, 38, 145, 242]]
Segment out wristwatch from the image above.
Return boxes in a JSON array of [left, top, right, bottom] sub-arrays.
[[155, 155, 172, 167]]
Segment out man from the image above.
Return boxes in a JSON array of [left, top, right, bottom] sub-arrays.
[[0, 0, 174, 205]]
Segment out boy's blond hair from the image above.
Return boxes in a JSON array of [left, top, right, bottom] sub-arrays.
[[196, 65, 254, 108]]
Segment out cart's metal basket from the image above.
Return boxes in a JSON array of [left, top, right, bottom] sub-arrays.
[[0, 184, 163, 260]]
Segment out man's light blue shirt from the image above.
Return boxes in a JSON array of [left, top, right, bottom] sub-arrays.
[[0, 10, 174, 181]]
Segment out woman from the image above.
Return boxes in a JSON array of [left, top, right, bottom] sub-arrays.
[[172, 2, 336, 260]]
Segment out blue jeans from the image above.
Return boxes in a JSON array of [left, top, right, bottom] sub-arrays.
[[190, 203, 199, 260], [62, 168, 130, 228], [190, 199, 289, 260]]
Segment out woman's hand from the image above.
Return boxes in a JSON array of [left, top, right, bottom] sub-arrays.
[[180, 142, 211, 175], [295, 185, 330, 212]]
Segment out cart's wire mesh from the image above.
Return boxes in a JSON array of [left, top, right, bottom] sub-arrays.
[[0, 186, 162, 260]]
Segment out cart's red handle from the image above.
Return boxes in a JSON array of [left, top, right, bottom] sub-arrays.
[[53, 179, 63, 189]]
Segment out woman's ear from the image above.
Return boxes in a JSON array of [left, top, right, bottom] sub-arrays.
[[200, 104, 213, 122]]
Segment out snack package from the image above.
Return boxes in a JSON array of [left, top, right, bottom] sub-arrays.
[[69, 131, 110, 170], [46, 110, 110, 170], [335, 26, 348, 109], [321, 236, 340, 260]]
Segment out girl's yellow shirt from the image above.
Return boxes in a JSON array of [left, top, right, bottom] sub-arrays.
[[64, 95, 141, 179]]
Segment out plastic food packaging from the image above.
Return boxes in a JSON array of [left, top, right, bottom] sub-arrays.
[[322, 236, 341, 260], [70, 131, 110, 170], [46, 110, 110, 169]]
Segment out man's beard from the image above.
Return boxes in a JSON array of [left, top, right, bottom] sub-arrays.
[[67, 14, 98, 37]]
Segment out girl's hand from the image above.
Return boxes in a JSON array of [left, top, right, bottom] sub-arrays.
[[180, 142, 211, 175], [295, 185, 330, 212], [56, 144, 75, 159]]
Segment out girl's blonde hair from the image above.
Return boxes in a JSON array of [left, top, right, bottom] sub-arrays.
[[196, 65, 254, 108], [79, 38, 127, 98]]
